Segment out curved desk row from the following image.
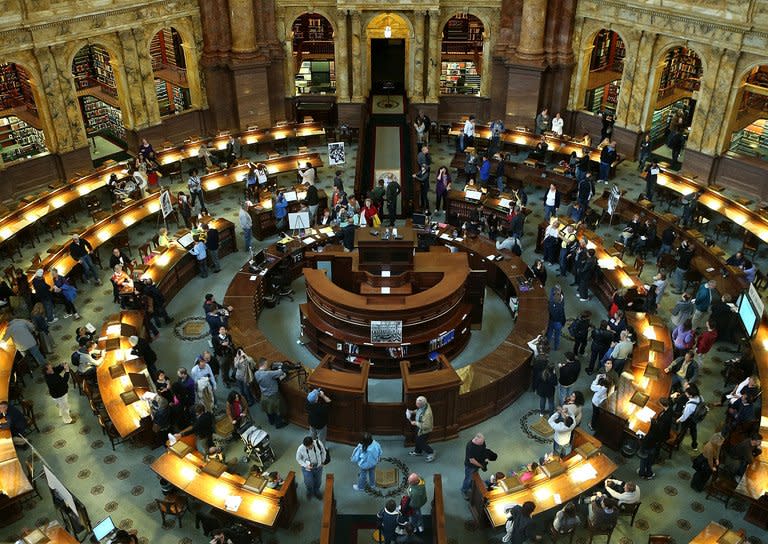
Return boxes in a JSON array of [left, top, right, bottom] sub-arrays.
[[471, 429, 618, 527], [592, 191, 748, 298], [150, 445, 298, 529], [154, 121, 326, 166], [0, 323, 35, 524], [646, 167, 768, 244]]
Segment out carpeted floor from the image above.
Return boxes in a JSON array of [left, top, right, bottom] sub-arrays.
[[1, 130, 766, 544]]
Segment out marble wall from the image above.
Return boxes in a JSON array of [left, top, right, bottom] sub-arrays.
[[0, 0, 205, 159], [570, 0, 768, 163]]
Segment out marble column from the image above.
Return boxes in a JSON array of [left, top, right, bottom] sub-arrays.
[[229, 0, 257, 54], [611, 28, 640, 128], [624, 31, 658, 132], [516, 0, 548, 62], [694, 48, 738, 155], [42, 45, 89, 152], [412, 10, 425, 103], [480, 31, 492, 97], [351, 12, 363, 102], [277, 14, 295, 97], [335, 10, 350, 102], [198, 0, 231, 57], [119, 28, 161, 129], [426, 10, 440, 102]]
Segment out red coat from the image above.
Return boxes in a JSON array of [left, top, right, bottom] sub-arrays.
[[696, 329, 718, 356]]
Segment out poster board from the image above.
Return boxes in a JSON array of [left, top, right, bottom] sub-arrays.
[[43, 465, 78, 517], [371, 320, 403, 344], [288, 212, 310, 230], [328, 142, 345, 166], [607, 184, 621, 224], [160, 190, 173, 218]]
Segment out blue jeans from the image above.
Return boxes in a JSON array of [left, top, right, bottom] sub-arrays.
[[79, 254, 99, 283], [539, 394, 554, 413], [358, 467, 376, 490], [497, 175, 505, 192], [638, 445, 660, 477], [461, 465, 478, 494], [23, 344, 47, 367], [657, 242, 672, 257], [302, 466, 323, 498], [243, 228, 252, 252], [544, 205, 557, 222], [557, 384, 572, 406], [546, 321, 563, 350], [238, 378, 256, 405], [558, 246, 569, 276], [554, 441, 572, 457], [41, 298, 54, 321], [410, 507, 423, 531], [197, 258, 208, 278], [599, 161, 610, 181], [673, 266, 686, 292]]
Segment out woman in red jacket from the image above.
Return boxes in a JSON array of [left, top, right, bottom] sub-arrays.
[[360, 197, 379, 226]]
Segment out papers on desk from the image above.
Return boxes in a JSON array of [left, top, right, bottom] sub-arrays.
[[405, 409, 414, 420], [439, 234, 453, 241], [499, 198, 511, 209], [250, 275, 258, 281], [381, 271, 391, 277], [454, 237, 464, 242], [302, 236, 316, 245], [381, 287, 391, 294], [86, 322, 96, 333], [224, 495, 242, 512], [568, 462, 597, 483], [706, 267, 715, 272], [553, 493, 562, 505]]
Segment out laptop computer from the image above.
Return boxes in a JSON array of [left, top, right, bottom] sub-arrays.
[[177, 231, 195, 249], [92, 516, 117, 542]]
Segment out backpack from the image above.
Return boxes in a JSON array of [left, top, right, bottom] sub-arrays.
[[691, 399, 709, 423]]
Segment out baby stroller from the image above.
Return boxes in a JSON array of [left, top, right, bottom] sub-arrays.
[[240, 425, 276, 470]]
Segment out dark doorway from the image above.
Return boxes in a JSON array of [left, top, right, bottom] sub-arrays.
[[371, 39, 405, 94]]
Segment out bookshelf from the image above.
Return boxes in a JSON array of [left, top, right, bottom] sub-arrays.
[[440, 61, 481, 95], [294, 60, 335, 95], [291, 14, 334, 50], [150, 28, 191, 115], [78, 95, 125, 142], [0, 115, 46, 162], [649, 98, 692, 146], [441, 13, 484, 55], [729, 119, 768, 160], [584, 79, 621, 114], [0, 63, 38, 113], [657, 47, 702, 97], [590, 30, 625, 72], [72, 45, 118, 97]]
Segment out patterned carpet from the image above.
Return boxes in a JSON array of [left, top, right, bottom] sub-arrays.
[[1, 133, 766, 543]]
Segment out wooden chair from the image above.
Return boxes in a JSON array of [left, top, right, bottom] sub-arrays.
[[70, 371, 85, 396], [587, 519, 615, 543], [44, 214, 66, 240], [0, 237, 23, 261], [618, 501, 641, 527], [608, 241, 625, 261], [20, 399, 40, 433], [97, 413, 129, 451], [156, 494, 189, 528], [660, 429, 683, 459], [742, 233, 759, 259], [755, 269, 768, 291], [633, 257, 645, 276], [648, 536, 673, 544], [91, 209, 110, 224], [713, 221, 733, 243], [706, 474, 737, 508], [138, 243, 153, 262], [549, 522, 575, 543], [25, 253, 43, 276]]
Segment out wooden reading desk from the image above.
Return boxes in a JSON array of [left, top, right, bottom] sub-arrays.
[[201, 153, 323, 193], [471, 429, 617, 527], [19, 520, 81, 544], [150, 447, 298, 529], [690, 521, 746, 544], [95, 311, 149, 438]]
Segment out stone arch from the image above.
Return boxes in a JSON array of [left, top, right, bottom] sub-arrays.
[[0, 56, 57, 153], [363, 12, 415, 97], [146, 25, 194, 116], [438, 10, 490, 39], [723, 60, 768, 158]]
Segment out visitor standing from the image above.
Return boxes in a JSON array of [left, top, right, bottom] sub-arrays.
[[351, 432, 382, 491], [254, 358, 288, 428], [68, 234, 101, 285], [44, 362, 72, 424], [461, 433, 496, 499], [295, 435, 327, 500], [386, 177, 401, 227], [3, 318, 48, 367], [306, 388, 331, 445], [407, 396, 435, 462]]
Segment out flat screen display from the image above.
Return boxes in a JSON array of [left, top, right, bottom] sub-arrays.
[[412, 213, 426, 227], [92, 516, 116, 540], [465, 189, 482, 201], [738, 293, 759, 337], [177, 232, 194, 248], [284, 190, 298, 202], [252, 249, 266, 267]]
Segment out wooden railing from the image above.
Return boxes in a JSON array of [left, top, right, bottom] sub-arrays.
[[320, 474, 336, 544]]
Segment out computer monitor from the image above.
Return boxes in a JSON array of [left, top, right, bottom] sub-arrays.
[[177, 232, 195, 248], [465, 189, 482, 201], [92, 516, 116, 541], [284, 190, 298, 202], [737, 293, 759, 337], [252, 249, 266, 267], [412, 213, 427, 227]]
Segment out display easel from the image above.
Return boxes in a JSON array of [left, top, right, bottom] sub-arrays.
[[288, 211, 310, 237]]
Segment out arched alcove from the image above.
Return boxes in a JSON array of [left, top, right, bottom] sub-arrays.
[[291, 13, 336, 95], [582, 29, 625, 114], [727, 65, 768, 160], [647, 46, 703, 156], [440, 13, 484, 95], [0, 62, 48, 163], [149, 27, 192, 117], [365, 12, 412, 95], [71, 44, 128, 160]]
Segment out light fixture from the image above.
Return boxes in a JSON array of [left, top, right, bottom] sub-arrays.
[[643, 364, 660, 379], [384, 25, 392, 38]]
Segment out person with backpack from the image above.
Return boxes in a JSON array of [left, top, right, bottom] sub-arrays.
[[569, 311, 591, 356], [676, 384, 706, 451], [501, 501, 537, 543], [351, 432, 382, 491], [376, 499, 405, 544], [405, 473, 428, 533]]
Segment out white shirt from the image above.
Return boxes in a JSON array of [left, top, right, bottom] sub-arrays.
[[551, 117, 564, 136], [545, 189, 557, 207], [548, 412, 576, 445], [191, 363, 217, 389], [604, 480, 641, 505], [590, 377, 608, 407], [239, 208, 252, 230], [545, 224, 560, 239], [300, 167, 316, 186], [677, 396, 702, 423], [728, 378, 751, 404], [463, 120, 475, 137], [296, 439, 326, 469]]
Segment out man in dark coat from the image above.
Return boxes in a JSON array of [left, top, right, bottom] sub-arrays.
[[637, 398, 674, 479]]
